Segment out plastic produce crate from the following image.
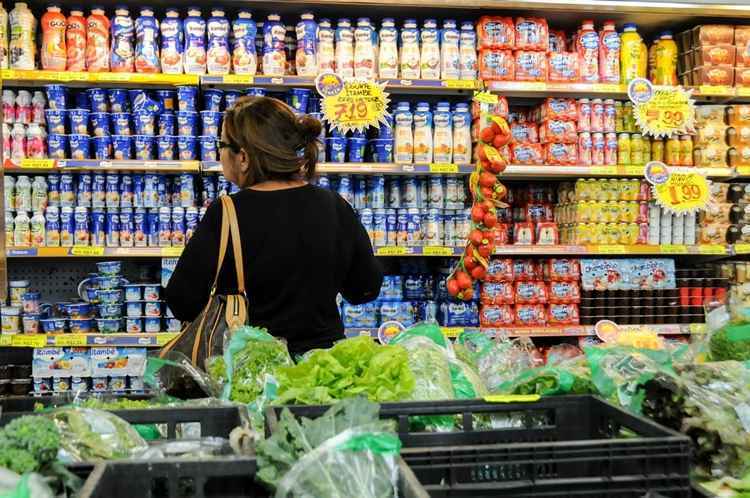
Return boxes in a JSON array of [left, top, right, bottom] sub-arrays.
[[0, 394, 154, 413], [267, 396, 692, 497], [77, 456, 430, 498]]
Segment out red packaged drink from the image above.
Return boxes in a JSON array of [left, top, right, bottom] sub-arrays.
[[548, 29, 567, 53], [577, 98, 592, 132], [514, 221, 535, 244], [539, 120, 578, 144], [479, 49, 515, 80], [579, 131, 593, 165], [515, 304, 547, 326], [545, 143, 578, 165], [599, 20, 621, 83], [548, 52, 579, 82], [66, 9, 87, 71], [526, 202, 553, 222], [471, 97, 509, 119], [477, 16, 515, 49], [548, 281, 581, 303], [548, 303, 580, 325], [511, 122, 539, 143], [515, 17, 549, 51], [592, 132, 605, 165], [486, 258, 514, 282], [491, 223, 510, 245], [546, 258, 581, 281], [513, 259, 542, 280], [86, 8, 110, 72], [590, 98, 604, 132], [540, 98, 578, 121], [481, 282, 515, 305], [515, 281, 548, 304], [603, 99, 616, 132], [536, 222, 559, 244], [480, 304, 515, 327], [576, 20, 599, 83], [604, 132, 618, 165], [514, 50, 547, 81], [511, 143, 544, 164]]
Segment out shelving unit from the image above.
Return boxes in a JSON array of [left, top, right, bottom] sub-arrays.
[[0, 333, 178, 347]]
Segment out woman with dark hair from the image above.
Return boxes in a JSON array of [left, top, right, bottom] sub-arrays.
[[165, 96, 383, 355]]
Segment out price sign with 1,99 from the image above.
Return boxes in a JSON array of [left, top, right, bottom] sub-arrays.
[[645, 162, 709, 215], [628, 78, 696, 138], [316, 72, 390, 134]]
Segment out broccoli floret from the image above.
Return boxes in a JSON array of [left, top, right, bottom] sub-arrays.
[[3, 415, 60, 466], [710, 326, 750, 362], [0, 443, 40, 474]]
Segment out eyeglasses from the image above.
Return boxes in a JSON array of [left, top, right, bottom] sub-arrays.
[[217, 140, 240, 153]]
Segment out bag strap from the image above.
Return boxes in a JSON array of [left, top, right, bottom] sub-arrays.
[[210, 196, 232, 292], [220, 195, 246, 294]]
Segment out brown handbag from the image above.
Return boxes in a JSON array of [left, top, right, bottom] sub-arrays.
[[160, 195, 248, 369]]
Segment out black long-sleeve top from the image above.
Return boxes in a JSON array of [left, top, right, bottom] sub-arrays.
[[165, 184, 383, 355]]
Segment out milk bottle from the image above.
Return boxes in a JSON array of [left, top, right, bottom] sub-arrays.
[[262, 14, 285, 76], [316, 18, 334, 73], [135, 8, 159, 73], [378, 18, 398, 79], [40, 5, 66, 70], [160, 9, 183, 74], [110, 7, 134, 73], [394, 102, 413, 163], [452, 103, 472, 163], [440, 20, 460, 80], [400, 19, 420, 79], [13, 210, 30, 247], [295, 12, 317, 77], [335, 18, 353, 77], [15, 175, 30, 211], [420, 19, 440, 80], [232, 10, 256, 75], [183, 8, 206, 75], [354, 18, 374, 78], [433, 102, 453, 163], [31, 175, 47, 212], [459, 22, 477, 80], [207, 9, 231, 75], [9, 2, 35, 70], [413, 102, 433, 163], [30, 211, 44, 247]]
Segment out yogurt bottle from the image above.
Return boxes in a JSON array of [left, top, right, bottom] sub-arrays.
[[110, 6, 135, 73], [440, 20, 460, 80], [31, 176, 47, 212], [0, 3, 8, 69], [15, 175, 30, 211], [599, 20, 620, 84], [262, 14, 285, 76], [394, 102, 413, 163], [231, 10, 256, 75], [86, 7, 109, 72], [453, 103, 472, 163], [459, 22, 477, 80], [65, 9, 86, 71], [334, 19, 353, 78], [45, 206, 60, 246], [316, 18, 334, 73], [160, 9, 183, 74], [31, 91, 45, 123], [183, 7, 206, 75], [284, 24, 295, 75], [10, 122, 25, 161], [2, 123, 9, 159], [577, 20, 599, 83], [354, 18, 374, 78], [295, 12, 317, 77], [40, 5, 67, 71], [378, 18, 398, 79], [13, 211, 30, 247], [4, 176, 14, 210], [25, 123, 45, 158], [420, 20, 439, 80], [413, 102, 433, 163], [135, 8, 159, 73], [9, 2, 35, 70], [207, 9, 230, 75], [433, 102, 452, 163], [400, 20, 420, 79], [30, 211, 44, 247]]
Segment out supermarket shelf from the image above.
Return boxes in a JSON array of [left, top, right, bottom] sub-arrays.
[[3, 158, 200, 173], [490, 244, 732, 256], [1, 69, 199, 87], [201, 161, 474, 175], [0, 332, 179, 348], [345, 323, 701, 339], [200, 75, 480, 93], [503, 165, 734, 179], [6, 247, 183, 258]]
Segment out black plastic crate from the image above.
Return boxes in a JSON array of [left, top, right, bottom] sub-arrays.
[[0, 394, 153, 413], [77, 456, 430, 498], [266, 396, 691, 497]]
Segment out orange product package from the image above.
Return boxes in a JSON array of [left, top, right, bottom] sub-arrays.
[[511, 143, 544, 164], [470, 97, 509, 119], [546, 258, 581, 282], [539, 98, 578, 121], [480, 282, 515, 305], [548, 303, 580, 325], [491, 223, 510, 245], [511, 122, 539, 143], [486, 258, 515, 282], [536, 222, 559, 245], [736, 26, 750, 48], [548, 280, 581, 304], [515, 17, 549, 51], [736, 67, 750, 87], [730, 146, 750, 167], [545, 143, 578, 165], [548, 52, 579, 82], [515, 50, 548, 81], [693, 45, 736, 66], [85, 8, 110, 72], [479, 49, 515, 80], [694, 65, 734, 86], [514, 281, 549, 304], [729, 105, 750, 126], [477, 16, 515, 49], [539, 120, 578, 144], [548, 30, 567, 53], [737, 43, 750, 67], [694, 25, 735, 45], [479, 304, 515, 327], [514, 304, 547, 326]]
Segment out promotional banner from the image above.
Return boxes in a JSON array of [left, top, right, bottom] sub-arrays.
[[315, 73, 390, 134]]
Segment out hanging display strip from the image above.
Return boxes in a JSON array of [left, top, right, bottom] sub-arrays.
[[201, 74, 481, 91], [0, 332, 178, 347], [6, 247, 184, 258], [4, 159, 201, 172], [1, 69, 199, 86]]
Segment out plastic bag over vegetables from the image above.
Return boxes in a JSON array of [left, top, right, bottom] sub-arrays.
[[497, 356, 595, 396], [0, 469, 54, 498], [46, 408, 148, 462]]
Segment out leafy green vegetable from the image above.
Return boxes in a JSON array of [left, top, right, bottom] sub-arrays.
[[0, 416, 60, 475], [498, 357, 595, 396], [710, 324, 750, 362], [273, 336, 414, 405]]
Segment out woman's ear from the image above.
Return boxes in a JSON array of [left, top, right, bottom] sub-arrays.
[[239, 149, 250, 173]]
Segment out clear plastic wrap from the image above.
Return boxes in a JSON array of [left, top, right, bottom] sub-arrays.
[[47, 408, 148, 462], [0, 469, 54, 498], [476, 336, 539, 393], [497, 356, 595, 396]]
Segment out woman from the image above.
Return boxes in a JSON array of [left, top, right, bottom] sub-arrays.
[[165, 96, 383, 355]]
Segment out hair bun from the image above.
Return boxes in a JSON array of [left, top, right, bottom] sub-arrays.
[[297, 114, 323, 143]]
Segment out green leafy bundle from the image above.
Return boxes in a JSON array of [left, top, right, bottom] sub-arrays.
[[498, 357, 595, 396], [710, 324, 750, 362], [0, 416, 60, 474], [273, 336, 414, 405]]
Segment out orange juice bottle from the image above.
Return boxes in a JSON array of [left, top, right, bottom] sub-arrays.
[[654, 31, 678, 86], [647, 37, 659, 82], [638, 37, 648, 79], [40, 5, 67, 70], [85, 7, 110, 72], [66, 9, 86, 71], [620, 23, 643, 83]]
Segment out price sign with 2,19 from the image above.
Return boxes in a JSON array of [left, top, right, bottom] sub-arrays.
[[316, 72, 390, 134], [653, 171, 709, 214]]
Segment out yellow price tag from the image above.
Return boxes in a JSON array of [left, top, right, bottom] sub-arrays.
[[429, 163, 459, 174], [70, 246, 106, 256], [95, 72, 131, 82], [53, 334, 88, 347], [318, 74, 388, 133], [0, 335, 12, 346], [441, 327, 464, 338], [660, 244, 689, 254], [699, 85, 733, 96], [595, 245, 627, 254], [222, 74, 254, 85], [652, 170, 709, 214], [736, 244, 750, 255], [689, 323, 707, 334], [12, 335, 48, 347], [737, 88, 750, 97], [634, 86, 695, 138], [623, 165, 645, 175], [20, 159, 55, 169], [593, 83, 625, 93], [160, 247, 183, 257], [376, 247, 409, 256], [423, 246, 455, 256], [443, 79, 476, 89], [484, 394, 541, 403], [156, 333, 180, 346], [698, 245, 726, 255], [472, 91, 498, 104], [518, 82, 546, 91], [589, 166, 617, 175]]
